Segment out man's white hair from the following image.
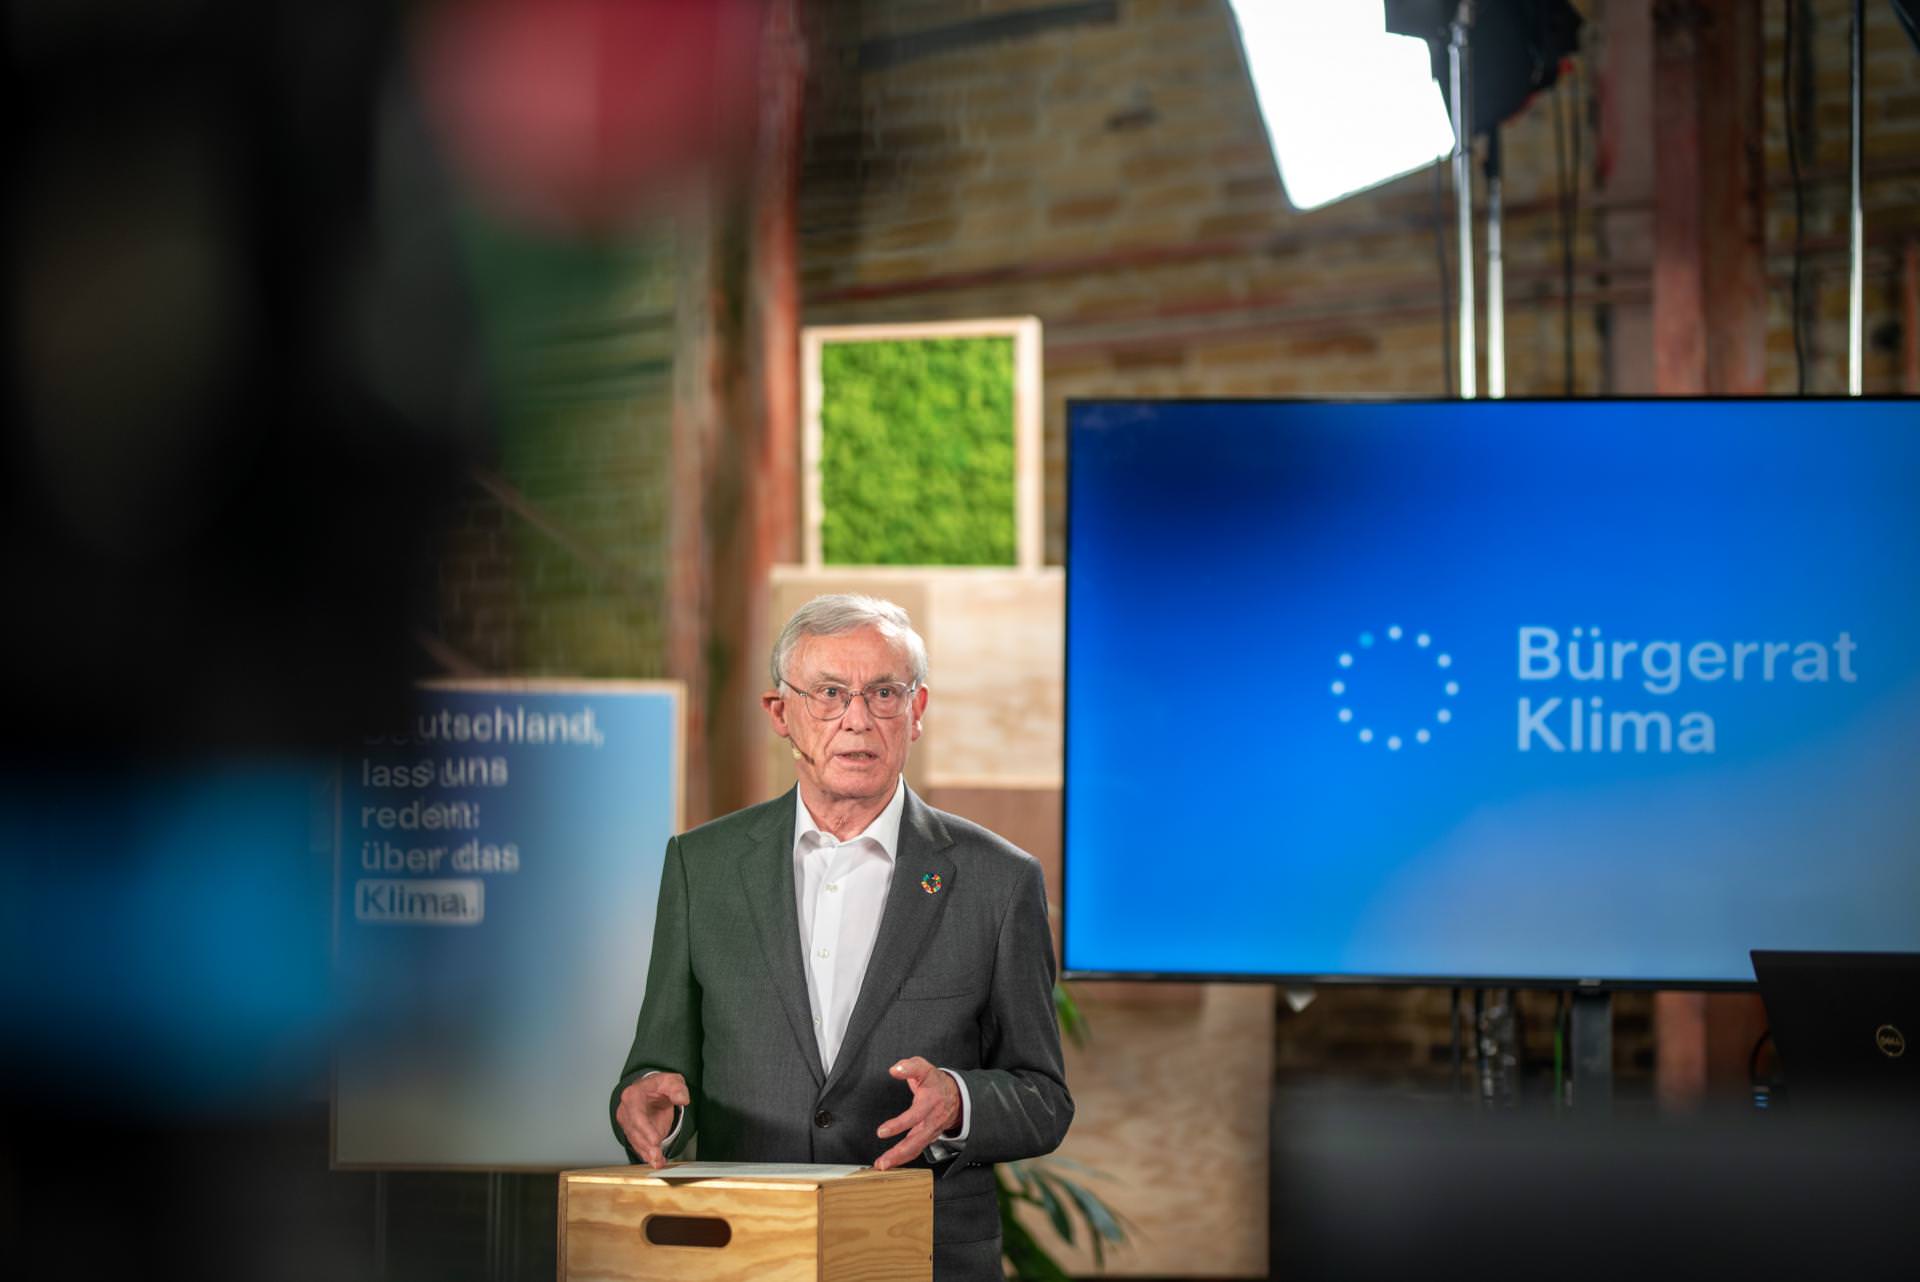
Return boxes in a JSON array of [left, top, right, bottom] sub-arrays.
[[770, 594, 930, 690]]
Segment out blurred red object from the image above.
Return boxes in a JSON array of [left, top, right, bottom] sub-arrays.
[[418, 0, 766, 230]]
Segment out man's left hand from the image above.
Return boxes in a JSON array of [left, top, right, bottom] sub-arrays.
[[873, 1056, 961, 1170]]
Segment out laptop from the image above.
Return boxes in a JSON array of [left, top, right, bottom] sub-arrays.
[[1750, 950, 1920, 1109]]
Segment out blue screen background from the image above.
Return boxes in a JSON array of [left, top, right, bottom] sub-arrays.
[[1064, 400, 1920, 983]]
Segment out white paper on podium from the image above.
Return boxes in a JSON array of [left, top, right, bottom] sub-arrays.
[[648, 1161, 867, 1181]]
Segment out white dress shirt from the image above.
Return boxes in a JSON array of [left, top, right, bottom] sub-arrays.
[[794, 778, 970, 1141], [793, 776, 906, 1071], [648, 779, 969, 1151]]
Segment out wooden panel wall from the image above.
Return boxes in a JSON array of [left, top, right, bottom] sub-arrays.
[[765, 566, 1065, 795]]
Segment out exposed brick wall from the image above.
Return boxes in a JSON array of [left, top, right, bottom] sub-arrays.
[[426, 237, 680, 679], [800, 0, 1624, 567], [801, 0, 1918, 566]]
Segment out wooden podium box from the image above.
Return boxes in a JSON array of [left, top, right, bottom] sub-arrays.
[[559, 1165, 933, 1282]]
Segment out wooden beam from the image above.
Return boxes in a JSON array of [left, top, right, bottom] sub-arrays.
[[1696, 0, 1768, 393], [674, 0, 808, 825], [1650, 0, 1771, 1108], [722, 0, 806, 816], [1652, 0, 1708, 394], [1653, 0, 1768, 396], [667, 206, 715, 825]]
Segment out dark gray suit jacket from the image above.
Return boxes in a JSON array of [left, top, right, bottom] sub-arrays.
[[610, 786, 1073, 1258]]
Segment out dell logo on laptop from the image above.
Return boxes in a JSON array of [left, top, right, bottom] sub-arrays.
[[1875, 1024, 1906, 1059]]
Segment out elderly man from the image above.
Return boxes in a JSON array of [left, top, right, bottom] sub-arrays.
[[611, 593, 1072, 1279]]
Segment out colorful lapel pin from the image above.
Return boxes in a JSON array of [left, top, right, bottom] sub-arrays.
[[920, 872, 943, 895]]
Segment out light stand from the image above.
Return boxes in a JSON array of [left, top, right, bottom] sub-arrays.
[[1486, 126, 1506, 398], [1449, 2, 1477, 398], [1849, 0, 1865, 395]]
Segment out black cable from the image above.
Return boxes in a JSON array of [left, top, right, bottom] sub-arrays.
[[1786, 0, 1809, 394], [1434, 158, 1455, 398], [1568, 54, 1584, 395], [1749, 1027, 1777, 1109], [1748, 1027, 1774, 1083]]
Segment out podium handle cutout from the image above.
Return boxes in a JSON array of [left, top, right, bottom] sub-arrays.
[[642, 1214, 733, 1249]]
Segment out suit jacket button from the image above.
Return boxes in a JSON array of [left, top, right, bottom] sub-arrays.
[[813, 1109, 833, 1129]]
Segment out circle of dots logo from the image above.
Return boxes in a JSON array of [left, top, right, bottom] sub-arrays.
[[1331, 626, 1459, 751]]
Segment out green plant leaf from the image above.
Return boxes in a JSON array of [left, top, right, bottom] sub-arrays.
[[1004, 1159, 1035, 1199], [1000, 1148, 1135, 1274], [999, 1161, 1045, 1213], [1054, 982, 1090, 1049], [1033, 1152, 1118, 1183], [1059, 1166, 1128, 1266], [1026, 1165, 1075, 1246], [1000, 1191, 1074, 1282]]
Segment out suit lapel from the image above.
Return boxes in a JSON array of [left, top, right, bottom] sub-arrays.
[[737, 789, 826, 1087], [821, 787, 956, 1097]]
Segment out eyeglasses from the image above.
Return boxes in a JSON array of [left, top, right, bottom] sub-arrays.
[[781, 679, 917, 720]]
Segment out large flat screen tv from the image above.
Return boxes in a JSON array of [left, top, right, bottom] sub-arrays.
[[1063, 399, 1920, 986]]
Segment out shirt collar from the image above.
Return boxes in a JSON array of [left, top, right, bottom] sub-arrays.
[[793, 776, 907, 862]]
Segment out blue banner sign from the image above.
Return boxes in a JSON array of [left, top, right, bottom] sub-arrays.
[[334, 681, 681, 1167]]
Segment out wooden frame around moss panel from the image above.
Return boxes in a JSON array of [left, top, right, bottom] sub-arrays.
[[800, 316, 1043, 571]]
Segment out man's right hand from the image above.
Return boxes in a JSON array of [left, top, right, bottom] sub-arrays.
[[615, 1071, 689, 1167]]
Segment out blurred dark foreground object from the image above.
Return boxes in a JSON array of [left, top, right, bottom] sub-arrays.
[[3, 1105, 379, 1282], [1273, 1090, 1919, 1281], [5, 2, 474, 1263], [6, 0, 479, 766]]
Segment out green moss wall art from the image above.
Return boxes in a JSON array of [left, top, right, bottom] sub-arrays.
[[818, 336, 1017, 566]]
